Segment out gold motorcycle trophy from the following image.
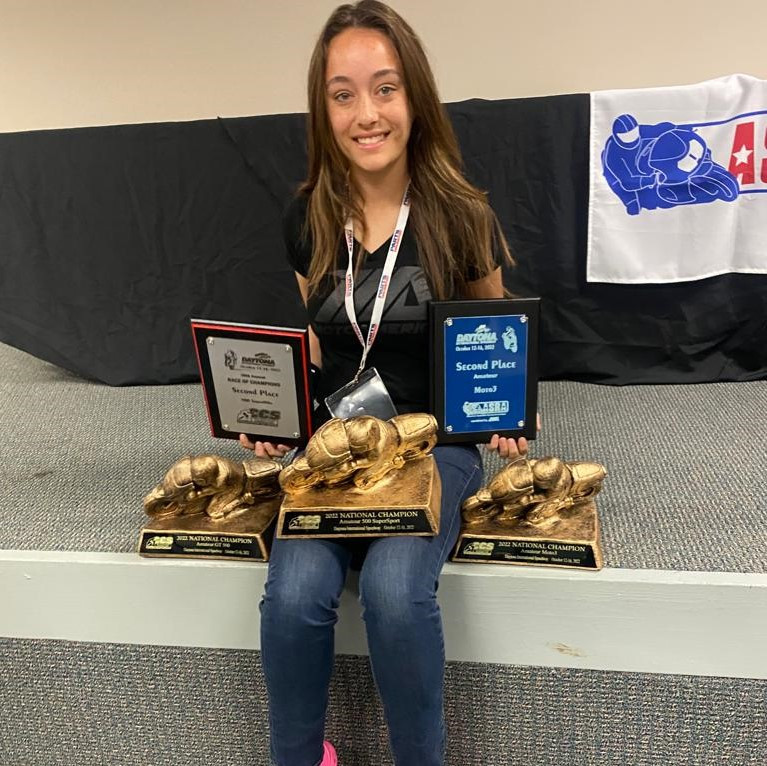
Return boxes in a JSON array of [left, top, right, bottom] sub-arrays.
[[277, 413, 441, 538], [453, 456, 607, 570], [138, 455, 283, 560]]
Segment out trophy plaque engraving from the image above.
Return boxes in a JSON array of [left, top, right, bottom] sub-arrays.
[[138, 455, 283, 561], [277, 413, 442, 538], [429, 299, 540, 444], [453, 456, 606, 570], [191, 318, 313, 447]]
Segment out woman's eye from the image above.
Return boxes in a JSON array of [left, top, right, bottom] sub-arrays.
[[379, 85, 395, 96], [333, 91, 352, 103]]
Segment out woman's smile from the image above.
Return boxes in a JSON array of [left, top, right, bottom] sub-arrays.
[[354, 131, 390, 147]]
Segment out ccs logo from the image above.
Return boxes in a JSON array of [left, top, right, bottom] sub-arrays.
[[289, 515, 321, 530], [145, 535, 174, 551], [237, 408, 281, 427], [463, 541, 495, 556]]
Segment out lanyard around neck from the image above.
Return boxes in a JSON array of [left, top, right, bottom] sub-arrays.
[[343, 182, 411, 379]]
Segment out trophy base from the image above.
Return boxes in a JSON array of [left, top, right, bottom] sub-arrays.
[[277, 456, 441, 538], [452, 500, 602, 570], [138, 496, 280, 561]]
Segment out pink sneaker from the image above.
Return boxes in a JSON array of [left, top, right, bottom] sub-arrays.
[[320, 740, 337, 766]]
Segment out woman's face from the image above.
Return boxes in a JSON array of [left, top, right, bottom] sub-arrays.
[[325, 27, 413, 183]]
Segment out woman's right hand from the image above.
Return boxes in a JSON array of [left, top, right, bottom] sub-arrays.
[[484, 413, 542, 460], [239, 434, 291, 459]]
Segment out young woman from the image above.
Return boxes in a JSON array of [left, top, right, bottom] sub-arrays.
[[241, 3, 529, 764]]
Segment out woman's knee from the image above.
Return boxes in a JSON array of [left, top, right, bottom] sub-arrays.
[[263, 570, 335, 621], [358, 562, 437, 629], [262, 542, 347, 628]]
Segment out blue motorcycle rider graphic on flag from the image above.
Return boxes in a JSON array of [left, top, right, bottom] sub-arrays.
[[601, 114, 739, 214]]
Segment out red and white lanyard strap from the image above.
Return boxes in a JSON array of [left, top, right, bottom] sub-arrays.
[[343, 182, 411, 380]]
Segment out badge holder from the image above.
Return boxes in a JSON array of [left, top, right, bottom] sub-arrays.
[[324, 367, 398, 421]]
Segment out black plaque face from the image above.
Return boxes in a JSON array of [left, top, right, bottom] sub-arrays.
[[191, 318, 313, 446], [454, 537, 598, 569], [429, 299, 540, 443], [139, 529, 268, 561], [279, 508, 436, 537]]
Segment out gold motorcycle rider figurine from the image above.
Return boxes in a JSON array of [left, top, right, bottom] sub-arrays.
[[279, 413, 438, 493], [463, 456, 606, 527], [144, 455, 283, 520]]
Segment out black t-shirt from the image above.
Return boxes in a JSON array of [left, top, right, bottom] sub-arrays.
[[283, 194, 501, 427]]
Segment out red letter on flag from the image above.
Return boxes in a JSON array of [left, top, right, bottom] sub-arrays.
[[762, 125, 767, 183], [728, 122, 755, 184]]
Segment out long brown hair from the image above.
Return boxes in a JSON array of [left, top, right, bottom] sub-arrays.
[[302, 0, 511, 299]]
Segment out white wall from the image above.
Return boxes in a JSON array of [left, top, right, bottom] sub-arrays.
[[1, 0, 765, 132]]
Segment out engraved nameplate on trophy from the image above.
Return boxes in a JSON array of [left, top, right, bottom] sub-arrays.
[[191, 318, 313, 447], [139, 499, 280, 561], [429, 299, 540, 444]]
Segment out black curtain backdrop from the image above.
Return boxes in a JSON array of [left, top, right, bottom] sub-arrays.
[[1, 95, 765, 385]]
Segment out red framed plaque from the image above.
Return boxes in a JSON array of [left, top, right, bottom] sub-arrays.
[[190, 318, 313, 447]]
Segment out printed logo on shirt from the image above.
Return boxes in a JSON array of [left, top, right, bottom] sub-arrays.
[[315, 266, 432, 332]]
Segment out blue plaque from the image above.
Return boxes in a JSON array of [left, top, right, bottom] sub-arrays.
[[429, 299, 539, 443]]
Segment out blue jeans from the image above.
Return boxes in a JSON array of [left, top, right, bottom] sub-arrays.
[[260, 444, 483, 766]]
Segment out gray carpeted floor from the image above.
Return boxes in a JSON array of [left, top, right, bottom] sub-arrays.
[[1, 342, 765, 572], [0, 638, 764, 766]]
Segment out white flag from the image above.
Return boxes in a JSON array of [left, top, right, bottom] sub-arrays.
[[588, 74, 767, 284]]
